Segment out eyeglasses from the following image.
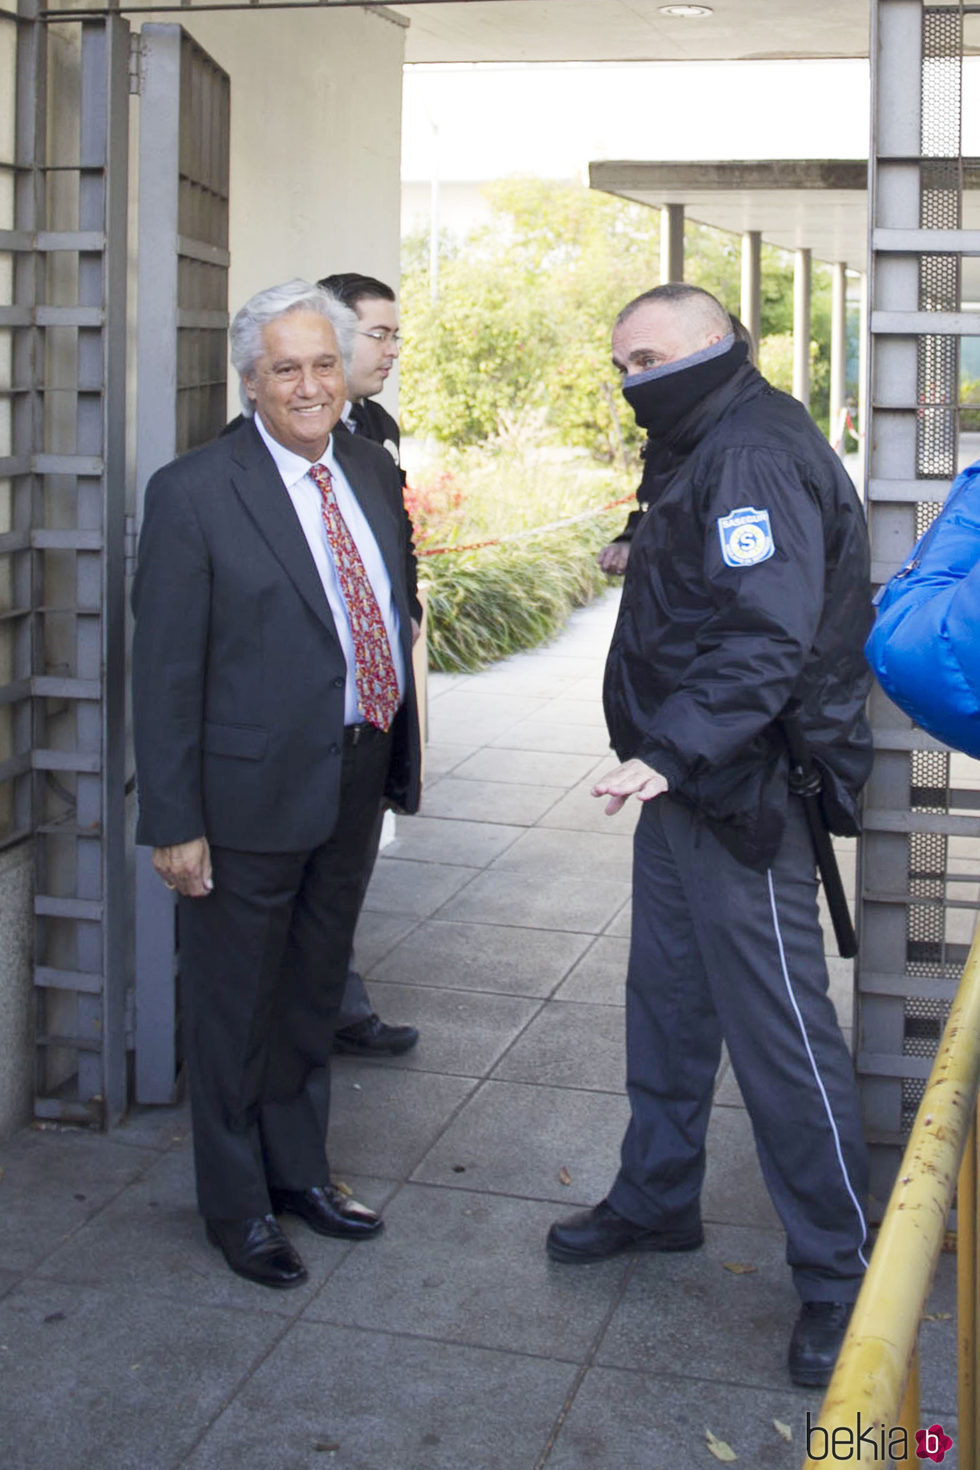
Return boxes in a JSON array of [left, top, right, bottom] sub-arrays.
[[359, 329, 401, 345]]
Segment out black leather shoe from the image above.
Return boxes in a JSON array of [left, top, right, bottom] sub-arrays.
[[788, 1301, 854, 1387], [546, 1199, 704, 1264], [205, 1214, 308, 1289], [333, 1013, 419, 1056], [268, 1184, 384, 1240]]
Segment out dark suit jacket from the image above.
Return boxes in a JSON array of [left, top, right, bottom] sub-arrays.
[[345, 399, 422, 623], [132, 418, 421, 853]]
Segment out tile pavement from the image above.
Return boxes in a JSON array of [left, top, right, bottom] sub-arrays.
[[0, 592, 959, 1469]]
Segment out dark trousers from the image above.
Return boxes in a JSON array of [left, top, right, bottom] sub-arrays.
[[607, 795, 869, 1303], [178, 728, 392, 1219], [336, 805, 386, 1029]]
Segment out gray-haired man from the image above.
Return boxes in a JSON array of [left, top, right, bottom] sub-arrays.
[[132, 279, 421, 1288]]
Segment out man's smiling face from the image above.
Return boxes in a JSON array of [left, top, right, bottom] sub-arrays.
[[244, 308, 346, 461]]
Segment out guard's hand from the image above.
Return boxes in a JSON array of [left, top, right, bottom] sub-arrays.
[[598, 541, 630, 575], [153, 837, 213, 898], [592, 759, 668, 816]]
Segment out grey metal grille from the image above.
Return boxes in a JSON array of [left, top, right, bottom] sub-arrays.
[[862, 0, 980, 1215], [1, 10, 131, 1124], [902, 1077, 927, 1134], [176, 31, 229, 453], [916, 8, 962, 479]]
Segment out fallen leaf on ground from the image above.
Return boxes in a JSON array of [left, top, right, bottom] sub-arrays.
[[773, 1419, 792, 1442], [922, 1311, 952, 1322], [312, 1441, 339, 1454], [722, 1261, 756, 1275], [333, 1180, 353, 1198], [706, 1428, 737, 1461], [558, 1166, 572, 1186]]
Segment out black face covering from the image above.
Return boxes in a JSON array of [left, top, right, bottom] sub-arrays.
[[623, 339, 749, 440]]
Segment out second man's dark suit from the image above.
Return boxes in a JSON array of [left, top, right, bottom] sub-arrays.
[[132, 417, 421, 1216]]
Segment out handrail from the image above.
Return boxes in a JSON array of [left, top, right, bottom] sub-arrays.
[[802, 925, 980, 1468]]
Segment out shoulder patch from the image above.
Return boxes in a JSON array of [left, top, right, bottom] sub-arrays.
[[717, 506, 775, 568]]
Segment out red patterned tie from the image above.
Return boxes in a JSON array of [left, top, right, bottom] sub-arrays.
[[309, 461, 400, 731]]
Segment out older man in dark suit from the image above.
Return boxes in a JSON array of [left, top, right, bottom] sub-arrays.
[[132, 279, 421, 1289]]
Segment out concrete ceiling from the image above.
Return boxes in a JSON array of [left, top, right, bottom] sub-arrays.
[[591, 160, 870, 267], [590, 159, 980, 271], [391, 0, 872, 65]]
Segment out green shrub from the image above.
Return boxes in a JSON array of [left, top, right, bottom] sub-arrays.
[[408, 436, 633, 672], [420, 514, 622, 672]]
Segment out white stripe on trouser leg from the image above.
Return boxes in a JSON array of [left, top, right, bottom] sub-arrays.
[[766, 869, 869, 1271]]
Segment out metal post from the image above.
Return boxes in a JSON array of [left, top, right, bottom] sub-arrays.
[[660, 203, 684, 284], [429, 118, 439, 304], [830, 261, 848, 450], [860, 0, 980, 1219], [133, 25, 230, 1104], [740, 229, 762, 349], [793, 246, 811, 408], [134, 23, 182, 1104], [76, 16, 130, 1123], [858, 270, 869, 489], [957, 1110, 977, 1470], [896, 1346, 921, 1442]]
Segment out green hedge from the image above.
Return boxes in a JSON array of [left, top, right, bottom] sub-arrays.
[[420, 515, 620, 673]]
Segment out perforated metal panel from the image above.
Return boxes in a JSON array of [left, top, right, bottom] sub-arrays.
[[861, 0, 980, 1216]]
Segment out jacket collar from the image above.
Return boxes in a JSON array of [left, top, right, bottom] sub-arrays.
[[226, 417, 405, 647], [639, 363, 766, 505]]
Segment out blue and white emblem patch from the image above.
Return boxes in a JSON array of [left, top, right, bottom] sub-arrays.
[[717, 506, 775, 568]]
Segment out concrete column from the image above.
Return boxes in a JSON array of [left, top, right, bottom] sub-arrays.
[[830, 261, 848, 450], [740, 230, 762, 350], [793, 246, 812, 408], [660, 203, 684, 283], [858, 269, 869, 489]]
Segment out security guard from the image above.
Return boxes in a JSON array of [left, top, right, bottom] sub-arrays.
[[547, 284, 873, 1389]]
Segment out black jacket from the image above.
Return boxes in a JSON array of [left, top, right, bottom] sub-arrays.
[[604, 362, 873, 868], [345, 400, 422, 623]]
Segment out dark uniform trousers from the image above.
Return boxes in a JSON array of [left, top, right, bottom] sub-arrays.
[[177, 727, 392, 1220], [608, 794, 869, 1303]]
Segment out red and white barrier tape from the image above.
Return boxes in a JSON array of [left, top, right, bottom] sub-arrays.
[[416, 493, 635, 558]]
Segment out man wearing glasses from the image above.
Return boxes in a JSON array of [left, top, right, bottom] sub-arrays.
[[317, 273, 423, 1060]]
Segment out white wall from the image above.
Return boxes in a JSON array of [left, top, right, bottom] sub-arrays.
[[182, 4, 405, 294], [178, 5, 406, 415]]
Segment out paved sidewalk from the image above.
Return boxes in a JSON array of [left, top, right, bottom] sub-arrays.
[[0, 592, 958, 1469]]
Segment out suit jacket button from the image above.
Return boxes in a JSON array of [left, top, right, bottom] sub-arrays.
[[329, 742, 341, 756], [332, 675, 344, 689]]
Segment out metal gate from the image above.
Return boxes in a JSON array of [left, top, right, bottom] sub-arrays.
[[0, 6, 228, 1125], [860, 0, 980, 1213], [132, 24, 230, 1104]]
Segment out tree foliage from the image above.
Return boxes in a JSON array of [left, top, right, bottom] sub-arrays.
[[400, 178, 835, 452]]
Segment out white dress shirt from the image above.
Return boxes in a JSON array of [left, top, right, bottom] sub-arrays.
[[253, 412, 405, 725]]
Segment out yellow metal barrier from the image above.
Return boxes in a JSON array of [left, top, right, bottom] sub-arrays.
[[802, 926, 980, 1468]]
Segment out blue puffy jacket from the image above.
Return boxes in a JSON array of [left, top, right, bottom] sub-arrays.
[[865, 458, 980, 757]]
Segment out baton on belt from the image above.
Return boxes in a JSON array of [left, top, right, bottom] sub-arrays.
[[780, 712, 858, 959]]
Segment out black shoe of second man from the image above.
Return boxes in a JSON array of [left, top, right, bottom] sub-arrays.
[[546, 1199, 704, 1264], [333, 1013, 419, 1056], [788, 1300, 854, 1387], [205, 1214, 307, 1289]]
